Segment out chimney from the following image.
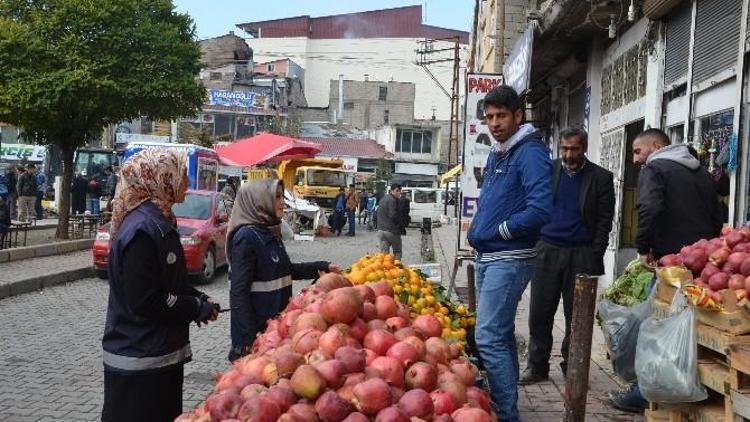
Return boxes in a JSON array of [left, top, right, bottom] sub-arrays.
[[364, 74, 369, 81], [229, 31, 234, 36], [338, 74, 344, 124]]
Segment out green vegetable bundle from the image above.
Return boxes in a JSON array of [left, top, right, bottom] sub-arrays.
[[602, 259, 653, 307]]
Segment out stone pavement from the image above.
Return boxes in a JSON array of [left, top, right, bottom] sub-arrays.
[[0, 225, 643, 421], [0, 227, 423, 421], [0, 250, 92, 299]]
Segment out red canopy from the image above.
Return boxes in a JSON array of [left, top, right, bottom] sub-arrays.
[[214, 133, 322, 167]]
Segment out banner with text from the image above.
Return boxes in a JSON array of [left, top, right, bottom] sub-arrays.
[[0, 143, 46, 162], [460, 73, 504, 250], [208, 89, 258, 109]]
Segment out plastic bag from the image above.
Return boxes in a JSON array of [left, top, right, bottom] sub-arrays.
[[598, 292, 654, 382], [635, 291, 707, 403]]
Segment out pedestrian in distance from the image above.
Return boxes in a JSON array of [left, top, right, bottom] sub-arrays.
[[376, 183, 404, 260], [366, 190, 377, 231], [6, 164, 18, 219], [520, 128, 615, 385], [345, 183, 358, 236], [398, 190, 411, 235], [71, 171, 88, 215], [466, 85, 553, 421], [35, 167, 47, 220], [16, 163, 37, 222], [226, 179, 339, 361], [608, 128, 722, 413], [221, 176, 239, 201], [101, 148, 220, 422], [333, 186, 346, 236], [358, 189, 368, 225], [0, 166, 9, 202]]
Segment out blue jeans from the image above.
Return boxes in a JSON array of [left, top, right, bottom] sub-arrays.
[[475, 258, 536, 422], [347, 210, 356, 235]]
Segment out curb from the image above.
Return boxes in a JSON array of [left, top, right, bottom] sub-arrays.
[[0, 266, 94, 300], [0, 239, 94, 263]]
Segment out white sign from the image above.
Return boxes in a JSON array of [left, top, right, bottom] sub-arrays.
[[460, 73, 504, 250], [316, 156, 358, 173], [116, 133, 171, 145], [394, 162, 438, 176], [0, 143, 46, 162]]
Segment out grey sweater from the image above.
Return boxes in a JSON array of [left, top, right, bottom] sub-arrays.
[[377, 194, 401, 234]]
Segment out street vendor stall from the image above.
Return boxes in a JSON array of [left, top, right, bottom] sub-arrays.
[[176, 253, 489, 421], [605, 227, 750, 421]]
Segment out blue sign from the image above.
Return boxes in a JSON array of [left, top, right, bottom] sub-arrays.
[[208, 89, 257, 109]]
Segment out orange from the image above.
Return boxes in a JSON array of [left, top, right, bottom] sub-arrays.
[[348, 271, 365, 284]]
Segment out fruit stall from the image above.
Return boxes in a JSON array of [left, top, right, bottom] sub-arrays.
[[645, 228, 750, 422], [176, 253, 491, 422]]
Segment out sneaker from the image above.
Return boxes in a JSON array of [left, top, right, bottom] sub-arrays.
[[518, 368, 548, 385], [607, 384, 648, 413]]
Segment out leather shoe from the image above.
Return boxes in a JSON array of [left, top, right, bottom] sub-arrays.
[[518, 368, 548, 385]]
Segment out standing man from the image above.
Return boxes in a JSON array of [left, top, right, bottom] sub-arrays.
[[358, 189, 368, 225], [345, 184, 358, 237], [35, 167, 47, 220], [16, 164, 37, 222], [398, 191, 411, 235], [377, 184, 403, 259], [520, 128, 615, 384], [466, 85, 552, 421], [220, 177, 238, 201], [366, 191, 377, 231], [333, 186, 346, 236], [6, 164, 18, 219], [608, 128, 722, 412]]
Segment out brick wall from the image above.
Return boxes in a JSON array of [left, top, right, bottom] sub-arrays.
[[329, 80, 416, 130]]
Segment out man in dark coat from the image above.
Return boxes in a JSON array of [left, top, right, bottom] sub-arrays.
[[71, 172, 88, 214], [520, 128, 615, 384], [398, 193, 411, 235]]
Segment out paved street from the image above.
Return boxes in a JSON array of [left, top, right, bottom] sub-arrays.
[[0, 226, 641, 421], [0, 228, 422, 421]]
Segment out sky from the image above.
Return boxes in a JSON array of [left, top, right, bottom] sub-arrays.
[[172, 0, 474, 39]]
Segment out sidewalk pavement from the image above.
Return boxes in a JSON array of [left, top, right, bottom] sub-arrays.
[[0, 250, 92, 299], [431, 225, 644, 421]]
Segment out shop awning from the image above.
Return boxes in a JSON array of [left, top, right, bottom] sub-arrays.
[[440, 164, 462, 185], [214, 133, 322, 167]]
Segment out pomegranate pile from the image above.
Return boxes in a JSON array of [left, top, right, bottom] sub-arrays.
[[659, 227, 750, 304], [175, 272, 495, 422]]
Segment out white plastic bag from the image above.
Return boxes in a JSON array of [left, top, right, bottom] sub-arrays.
[[598, 294, 653, 382], [635, 291, 707, 403]]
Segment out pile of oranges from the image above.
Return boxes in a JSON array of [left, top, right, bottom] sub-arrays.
[[345, 253, 475, 347]]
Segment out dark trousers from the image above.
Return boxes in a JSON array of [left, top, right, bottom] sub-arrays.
[[35, 191, 44, 219], [334, 210, 345, 235], [347, 209, 356, 235], [102, 365, 184, 422], [527, 241, 593, 375]]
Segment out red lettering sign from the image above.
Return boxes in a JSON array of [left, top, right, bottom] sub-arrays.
[[468, 77, 502, 93]]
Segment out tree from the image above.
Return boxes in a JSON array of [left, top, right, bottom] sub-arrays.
[[265, 113, 301, 137], [0, 0, 205, 238], [177, 122, 213, 148]]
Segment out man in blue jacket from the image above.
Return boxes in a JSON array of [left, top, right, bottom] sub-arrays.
[[467, 85, 552, 421]]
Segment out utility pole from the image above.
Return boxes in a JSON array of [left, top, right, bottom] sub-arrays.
[[416, 36, 461, 166]]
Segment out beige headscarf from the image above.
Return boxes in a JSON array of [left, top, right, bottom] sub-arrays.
[[110, 148, 188, 235], [227, 179, 283, 254]]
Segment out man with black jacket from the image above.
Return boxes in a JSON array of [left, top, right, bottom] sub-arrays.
[[609, 128, 722, 412], [520, 128, 615, 384]]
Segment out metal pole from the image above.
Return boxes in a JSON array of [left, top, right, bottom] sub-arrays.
[[467, 262, 476, 312], [564, 274, 598, 422]]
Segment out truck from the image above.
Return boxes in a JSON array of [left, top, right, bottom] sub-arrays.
[[123, 142, 220, 191], [247, 158, 353, 210]]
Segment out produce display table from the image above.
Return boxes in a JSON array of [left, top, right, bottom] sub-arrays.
[[648, 283, 750, 421]]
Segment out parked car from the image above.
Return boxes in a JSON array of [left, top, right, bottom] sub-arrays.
[[400, 188, 446, 227], [92, 190, 232, 284]]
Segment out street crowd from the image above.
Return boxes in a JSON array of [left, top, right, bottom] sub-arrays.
[[14, 84, 717, 422]]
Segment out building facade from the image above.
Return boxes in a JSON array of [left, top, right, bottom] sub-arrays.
[[237, 5, 469, 122], [327, 79, 416, 130], [470, 0, 750, 284]]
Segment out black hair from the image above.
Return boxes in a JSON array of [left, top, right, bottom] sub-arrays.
[[389, 183, 402, 192], [339, 186, 345, 192], [560, 127, 588, 149], [484, 85, 521, 113], [638, 128, 670, 147]]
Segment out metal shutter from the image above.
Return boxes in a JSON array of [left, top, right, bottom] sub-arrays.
[[692, 0, 741, 85], [664, 2, 692, 85]]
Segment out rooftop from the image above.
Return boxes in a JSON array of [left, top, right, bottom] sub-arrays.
[[301, 137, 391, 160]]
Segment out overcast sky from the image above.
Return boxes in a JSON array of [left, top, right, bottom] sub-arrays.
[[173, 0, 474, 39]]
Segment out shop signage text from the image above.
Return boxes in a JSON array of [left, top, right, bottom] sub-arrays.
[[503, 23, 535, 95], [208, 90, 258, 109], [0, 144, 46, 162]]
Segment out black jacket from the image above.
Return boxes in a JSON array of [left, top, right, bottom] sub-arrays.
[[636, 145, 722, 258], [228, 225, 329, 356], [103, 202, 207, 373], [17, 172, 36, 197], [398, 197, 411, 234], [549, 159, 615, 275], [377, 194, 401, 234]]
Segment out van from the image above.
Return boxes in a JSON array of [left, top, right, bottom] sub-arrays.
[[400, 187, 445, 226]]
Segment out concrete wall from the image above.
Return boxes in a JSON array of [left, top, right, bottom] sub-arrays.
[[246, 37, 465, 121], [473, 0, 529, 73], [330, 80, 415, 130]]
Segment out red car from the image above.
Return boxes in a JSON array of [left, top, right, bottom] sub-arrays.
[[93, 190, 232, 284]]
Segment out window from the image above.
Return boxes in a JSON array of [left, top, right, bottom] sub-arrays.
[[344, 102, 354, 109], [396, 129, 433, 154], [378, 86, 387, 101], [267, 63, 275, 72], [172, 194, 211, 220], [384, 110, 389, 124], [414, 190, 437, 204], [209, 72, 222, 80]]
